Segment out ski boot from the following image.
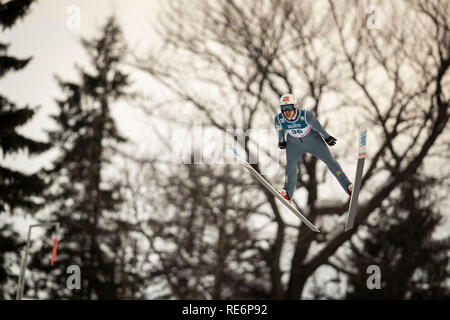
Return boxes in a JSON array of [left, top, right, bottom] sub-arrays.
[[278, 189, 292, 203]]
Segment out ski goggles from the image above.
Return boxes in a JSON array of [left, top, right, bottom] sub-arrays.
[[281, 104, 295, 112]]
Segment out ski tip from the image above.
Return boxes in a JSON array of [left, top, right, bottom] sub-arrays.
[[311, 225, 321, 233]]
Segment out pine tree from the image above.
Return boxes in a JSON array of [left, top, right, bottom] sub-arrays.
[[0, 0, 51, 299], [344, 175, 450, 299], [28, 16, 143, 299]]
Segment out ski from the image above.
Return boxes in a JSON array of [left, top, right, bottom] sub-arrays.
[[345, 127, 367, 231], [228, 144, 320, 233]]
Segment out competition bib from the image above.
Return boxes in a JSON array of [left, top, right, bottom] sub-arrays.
[[277, 109, 312, 138]]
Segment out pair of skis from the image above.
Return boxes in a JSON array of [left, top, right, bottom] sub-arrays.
[[228, 127, 366, 233]]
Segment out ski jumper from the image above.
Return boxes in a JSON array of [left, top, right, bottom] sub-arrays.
[[274, 109, 352, 198]]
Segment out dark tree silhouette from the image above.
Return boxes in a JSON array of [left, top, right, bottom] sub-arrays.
[[132, 0, 449, 299], [343, 174, 450, 299], [27, 17, 144, 299]]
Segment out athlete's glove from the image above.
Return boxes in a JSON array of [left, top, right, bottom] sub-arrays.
[[278, 141, 286, 149], [325, 136, 337, 146]]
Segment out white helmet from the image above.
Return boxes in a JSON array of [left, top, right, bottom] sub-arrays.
[[280, 94, 297, 108]]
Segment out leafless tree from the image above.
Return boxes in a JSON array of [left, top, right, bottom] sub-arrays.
[[129, 0, 449, 299]]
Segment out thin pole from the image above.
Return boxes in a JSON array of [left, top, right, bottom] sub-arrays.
[[16, 222, 60, 300], [18, 226, 33, 300], [15, 250, 26, 300]]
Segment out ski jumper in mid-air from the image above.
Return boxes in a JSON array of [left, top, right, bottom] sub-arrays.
[[275, 94, 353, 202]]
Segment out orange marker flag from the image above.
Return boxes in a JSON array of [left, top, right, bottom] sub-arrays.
[[50, 236, 58, 266]]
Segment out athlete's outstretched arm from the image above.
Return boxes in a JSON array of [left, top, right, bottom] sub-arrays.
[[305, 110, 331, 139]]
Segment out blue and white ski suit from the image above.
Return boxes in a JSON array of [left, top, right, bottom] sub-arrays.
[[274, 109, 352, 198]]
